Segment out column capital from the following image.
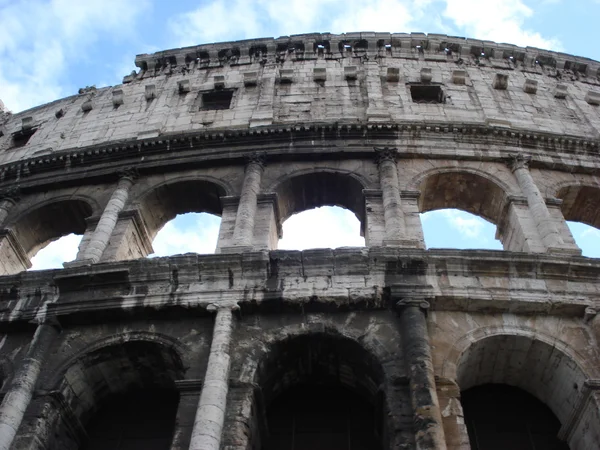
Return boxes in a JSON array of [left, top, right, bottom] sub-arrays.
[[395, 298, 431, 311], [507, 153, 531, 172], [206, 301, 240, 313], [374, 146, 399, 165], [117, 167, 139, 182], [245, 152, 267, 168], [174, 379, 204, 395], [0, 186, 20, 204]]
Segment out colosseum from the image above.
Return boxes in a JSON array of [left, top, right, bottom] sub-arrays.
[[0, 31, 599, 450]]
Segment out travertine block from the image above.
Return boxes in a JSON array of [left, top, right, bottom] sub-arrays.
[[178, 79, 190, 94], [585, 90, 600, 105], [278, 68, 294, 83], [243, 72, 258, 87], [493, 73, 509, 90], [386, 67, 400, 82], [344, 66, 358, 80], [214, 75, 225, 89], [554, 84, 568, 99], [452, 70, 466, 85], [313, 67, 326, 81], [523, 79, 538, 94], [145, 84, 156, 101], [81, 99, 93, 112], [420, 68, 432, 83], [112, 89, 124, 107]]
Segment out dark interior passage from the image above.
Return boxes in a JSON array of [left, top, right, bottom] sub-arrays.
[[461, 384, 570, 450], [82, 388, 179, 450], [264, 384, 381, 450]]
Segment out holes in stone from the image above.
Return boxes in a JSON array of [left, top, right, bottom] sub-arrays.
[[462, 384, 569, 450], [11, 128, 36, 148], [200, 90, 233, 110], [82, 388, 178, 450], [410, 85, 445, 104], [264, 384, 381, 450]]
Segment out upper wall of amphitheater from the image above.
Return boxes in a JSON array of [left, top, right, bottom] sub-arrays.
[[0, 32, 600, 172]]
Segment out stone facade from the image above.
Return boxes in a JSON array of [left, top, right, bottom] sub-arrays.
[[0, 32, 599, 449]]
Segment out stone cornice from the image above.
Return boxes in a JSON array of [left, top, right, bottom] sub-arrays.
[[1, 120, 600, 193], [133, 32, 600, 81], [0, 248, 598, 326]]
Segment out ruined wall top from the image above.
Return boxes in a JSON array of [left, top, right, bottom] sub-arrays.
[[1, 32, 600, 179]]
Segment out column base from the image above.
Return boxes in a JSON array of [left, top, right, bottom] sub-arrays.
[[219, 246, 255, 254], [383, 239, 423, 248], [63, 258, 94, 268], [546, 246, 583, 256]]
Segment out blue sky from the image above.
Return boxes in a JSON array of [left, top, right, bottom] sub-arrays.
[[0, 0, 598, 268]]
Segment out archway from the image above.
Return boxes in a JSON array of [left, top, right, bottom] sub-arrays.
[[254, 332, 386, 450], [0, 199, 92, 274], [273, 172, 366, 249], [149, 212, 221, 257], [417, 170, 506, 250], [557, 185, 600, 258], [462, 384, 568, 450], [455, 333, 599, 450], [46, 339, 184, 450]]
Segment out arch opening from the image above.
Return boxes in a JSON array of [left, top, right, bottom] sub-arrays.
[[30, 233, 83, 270], [149, 212, 221, 257], [278, 206, 365, 250], [82, 388, 179, 450], [456, 334, 592, 450], [49, 339, 184, 450], [462, 384, 569, 450], [138, 179, 226, 243], [418, 171, 507, 250], [255, 333, 386, 450], [273, 172, 366, 250], [557, 185, 600, 257], [420, 209, 502, 250]]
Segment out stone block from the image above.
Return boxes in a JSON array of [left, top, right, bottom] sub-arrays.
[[344, 66, 358, 80], [243, 72, 258, 87], [554, 84, 568, 99], [420, 68, 432, 83], [278, 68, 294, 83], [81, 99, 93, 112], [21, 117, 33, 130], [112, 89, 124, 107], [452, 70, 466, 85], [386, 67, 400, 82], [585, 90, 600, 105], [178, 80, 190, 94], [493, 73, 509, 90], [313, 67, 326, 81], [523, 79, 538, 94], [214, 75, 225, 89]]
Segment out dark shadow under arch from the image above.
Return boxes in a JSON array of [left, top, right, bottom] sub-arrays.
[[46, 339, 185, 450], [418, 170, 507, 224], [254, 332, 388, 450], [557, 184, 600, 229], [137, 179, 226, 241], [12, 199, 92, 258], [273, 172, 366, 231]]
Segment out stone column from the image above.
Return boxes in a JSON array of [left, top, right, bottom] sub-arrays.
[[190, 302, 238, 450], [375, 147, 407, 245], [0, 320, 60, 450], [231, 154, 265, 250], [78, 170, 136, 263], [0, 188, 19, 227], [508, 155, 574, 254], [395, 296, 447, 450]]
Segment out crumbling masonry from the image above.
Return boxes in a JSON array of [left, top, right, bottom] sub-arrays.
[[0, 31, 599, 449]]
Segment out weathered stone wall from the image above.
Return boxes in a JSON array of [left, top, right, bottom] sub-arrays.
[[0, 32, 599, 450]]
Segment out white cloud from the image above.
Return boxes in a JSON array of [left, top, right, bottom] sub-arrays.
[[442, 209, 485, 239], [442, 0, 561, 49], [30, 233, 82, 270], [0, 0, 149, 112], [279, 206, 365, 250]]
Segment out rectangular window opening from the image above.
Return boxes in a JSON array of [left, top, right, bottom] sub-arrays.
[[410, 85, 445, 104], [200, 90, 233, 110], [12, 129, 36, 148]]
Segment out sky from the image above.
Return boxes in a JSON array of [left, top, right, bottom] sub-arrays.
[[0, 0, 598, 268]]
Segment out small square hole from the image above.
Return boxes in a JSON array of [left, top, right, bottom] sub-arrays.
[[200, 90, 233, 110], [410, 85, 445, 104]]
